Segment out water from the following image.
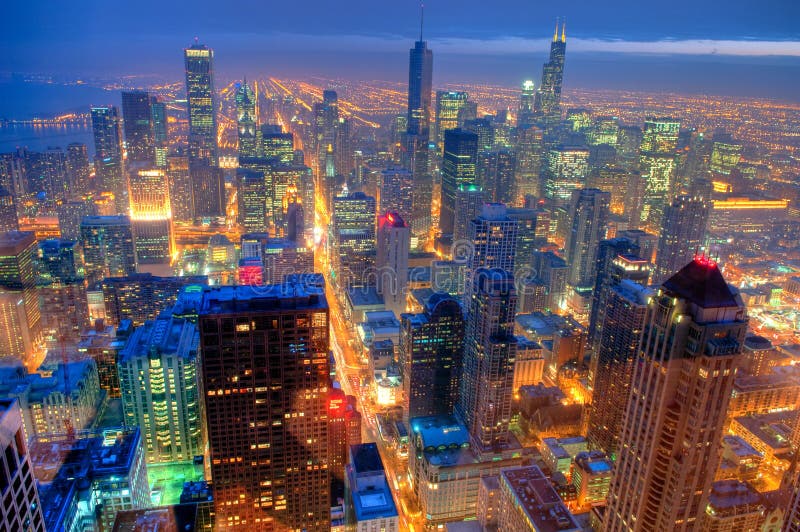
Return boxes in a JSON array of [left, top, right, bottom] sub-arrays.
[[0, 123, 95, 153], [0, 79, 120, 154]]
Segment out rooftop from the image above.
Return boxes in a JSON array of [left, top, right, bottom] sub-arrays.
[[351, 443, 384, 475], [500, 465, 581, 532], [200, 284, 327, 315], [663, 257, 738, 308]]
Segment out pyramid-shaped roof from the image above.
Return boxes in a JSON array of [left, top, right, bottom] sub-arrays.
[[662, 257, 738, 308]]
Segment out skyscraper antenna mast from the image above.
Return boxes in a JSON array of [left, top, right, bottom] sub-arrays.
[[420, 3, 424, 42]]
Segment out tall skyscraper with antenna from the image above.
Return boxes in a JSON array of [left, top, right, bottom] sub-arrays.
[[405, 5, 433, 242], [534, 20, 567, 125]]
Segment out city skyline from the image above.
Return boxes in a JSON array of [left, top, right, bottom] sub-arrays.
[[2, 2, 800, 101], [1, 5, 800, 531]]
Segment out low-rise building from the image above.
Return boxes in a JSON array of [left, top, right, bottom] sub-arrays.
[[572, 451, 613, 508], [345, 443, 399, 532], [497, 465, 581, 532]]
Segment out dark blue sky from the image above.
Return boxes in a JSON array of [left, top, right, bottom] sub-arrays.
[[2, 0, 800, 99]]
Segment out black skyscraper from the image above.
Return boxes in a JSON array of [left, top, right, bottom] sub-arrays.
[[534, 21, 567, 125]]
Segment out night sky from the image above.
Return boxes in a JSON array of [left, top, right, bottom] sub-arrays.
[[2, 0, 800, 99]]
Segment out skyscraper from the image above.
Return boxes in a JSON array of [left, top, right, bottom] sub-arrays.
[[513, 124, 544, 202], [0, 399, 45, 532], [376, 212, 410, 317], [604, 257, 748, 531], [331, 192, 376, 288], [379, 166, 413, 223], [184, 42, 218, 164], [80, 215, 137, 285], [588, 239, 649, 343], [477, 148, 516, 204], [517, 80, 536, 128], [65, 142, 91, 197], [118, 299, 204, 464], [237, 168, 267, 233], [654, 194, 710, 284], [400, 292, 464, 420], [639, 118, 680, 231], [313, 89, 338, 175], [564, 188, 610, 288], [544, 145, 590, 204], [121, 90, 155, 165], [0, 231, 41, 362], [435, 91, 469, 148], [534, 21, 567, 124], [91, 106, 126, 211], [190, 163, 225, 220], [128, 168, 173, 266], [453, 184, 484, 246], [166, 154, 194, 224], [456, 268, 518, 452], [440, 128, 478, 236], [405, 22, 434, 240], [0, 187, 18, 233], [464, 204, 518, 298], [586, 279, 653, 457], [199, 284, 330, 530], [235, 79, 258, 159]]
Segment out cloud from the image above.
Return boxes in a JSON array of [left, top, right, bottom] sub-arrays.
[[217, 31, 800, 58]]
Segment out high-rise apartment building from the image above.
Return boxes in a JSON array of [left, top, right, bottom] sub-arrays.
[[80, 215, 137, 285], [65, 142, 91, 197], [379, 167, 413, 223], [587, 279, 653, 457], [0, 230, 41, 361], [440, 128, 478, 236], [456, 268, 518, 452], [477, 149, 516, 205], [121, 90, 155, 165], [654, 194, 710, 284], [101, 273, 208, 326], [453, 184, 484, 246], [464, 204, 518, 300], [199, 285, 330, 530], [400, 292, 464, 420], [91, 106, 126, 211], [0, 398, 45, 532], [118, 302, 204, 463], [604, 257, 748, 531], [376, 212, 410, 317], [564, 188, 610, 288]]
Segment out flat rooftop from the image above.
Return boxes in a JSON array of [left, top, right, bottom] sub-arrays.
[[200, 284, 327, 315], [347, 285, 384, 307], [500, 465, 580, 532], [351, 443, 383, 475]]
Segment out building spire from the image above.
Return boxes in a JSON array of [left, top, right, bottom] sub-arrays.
[[561, 20, 566, 43], [553, 18, 559, 42], [419, 3, 425, 42]]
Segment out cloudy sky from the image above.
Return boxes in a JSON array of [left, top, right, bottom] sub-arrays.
[[2, 0, 799, 98]]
